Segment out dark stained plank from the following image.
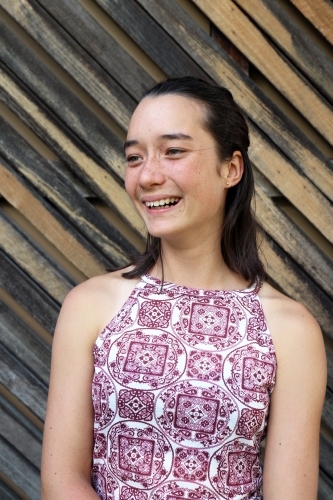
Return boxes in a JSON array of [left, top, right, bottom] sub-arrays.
[[0, 301, 51, 386], [96, 0, 211, 81], [137, 0, 333, 204], [261, 235, 333, 341], [0, 249, 59, 333], [255, 184, 333, 300], [290, 0, 333, 46], [322, 388, 333, 431], [320, 433, 333, 485], [0, 19, 126, 181], [0, 480, 21, 500], [0, 116, 138, 264], [37, 0, 155, 100], [0, 209, 74, 304], [234, 0, 333, 103], [319, 468, 333, 500], [0, 0, 136, 130], [0, 436, 40, 500], [0, 394, 42, 470], [0, 342, 47, 421], [193, 0, 333, 145], [0, 158, 112, 278], [0, 63, 144, 236]]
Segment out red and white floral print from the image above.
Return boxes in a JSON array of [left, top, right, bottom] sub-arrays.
[[92, 274, 276, 499]]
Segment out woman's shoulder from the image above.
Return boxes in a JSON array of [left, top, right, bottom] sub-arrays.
[[56, 268, 140, 343], [258, 281, 323, 354]]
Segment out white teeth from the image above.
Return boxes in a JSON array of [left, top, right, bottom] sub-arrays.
[[145, 197, 180, 208]]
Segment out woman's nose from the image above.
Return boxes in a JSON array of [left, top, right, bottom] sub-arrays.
[[139, 155, 166, 188]]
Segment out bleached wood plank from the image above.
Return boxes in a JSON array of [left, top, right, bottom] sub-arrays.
[[233, 0, 333, 103], [193, 0, 333, 145], [0, 159, 111, 278], [290, 0, 333, 46]]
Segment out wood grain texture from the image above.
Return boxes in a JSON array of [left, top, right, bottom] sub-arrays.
[[0, 436, 40, 500], [0, 394, 42, 470], [320, 433, 333, 485], [319, 468, 333, 500], [0, 342, 47, 421], [0, 301, 51, 385], [0, 0, 136, 129], [0, 116, 137, 265], [193, 0, 333, 145], [96, 0, 211, 81], [38, 0, 155, 99], [0, 210, 74, 303], [0, 64, 144, 236], [290, 0, 333, 46], [0, 249, 60, 333], [0, 480, 21, 500], [0, 19, 126, 181], [255, 184, 333, 299], [233, 0, 333, 103], [0, 158, 111, 277], [137, 0, 333, 204]]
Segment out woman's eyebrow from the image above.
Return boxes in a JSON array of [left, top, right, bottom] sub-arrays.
[[160, 133, 193, 141], [124, 139, 138, 151]]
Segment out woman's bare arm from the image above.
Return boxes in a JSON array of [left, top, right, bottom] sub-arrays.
[[261, 286, 326, 499], [41, 272, 138, 499]]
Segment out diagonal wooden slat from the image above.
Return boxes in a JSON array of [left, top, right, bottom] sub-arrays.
[[0, 0, 136, 129], [0, 117, 137, 265], [193, 0, 333, 145], [37, 0, 155, 99], [0, 158, 112, 277], [96, 0, 211, 81], [0, 436, 40, 500], [0, 301, 51, 386], [260, 235, 333, 340], [0, 64, 144, 236], [0, 480, 21, 500], [0, 19, 126, 181], [0, 249, 60, 333], [0, 394, 42, 470], [290, 0, 333, 46], [255, 184, 333, 300], [0, 209, 74, 303], [319, 468, 333, 500], [233, 0, 333, 103], [320, 433, 333, 488]]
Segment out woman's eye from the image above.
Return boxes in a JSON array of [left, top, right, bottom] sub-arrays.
[[126, 155, 141, 163], [167, 148, 183, 155]]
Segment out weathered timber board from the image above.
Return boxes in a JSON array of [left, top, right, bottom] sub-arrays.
[[0, 116, 138, 263], [0, 20, 126, 181], [0, 0, 136, 130], [37, 0, 155, 99], [255, 184, 333, 299], [0, 64, 144, 237], [96, 0, 212, 81], [234, 0, 333, 103], [322, 388, 333, 431], [0, 394, 42, 470], [0, 435, 40, 500], [319, 468, 333, 500], [0, 480, 21, 500], [136, 0, 333, 203], [0, 209, 75, 303], [0, 158, 112, 277], [0, 249, 60, 333], [0, 342, 47, 421], [193, 0, 333, 145], [261, 235, 333, 340], [290, 0, 333, 46], [320, 433, 333, 485], [0, 301, 51, 385]]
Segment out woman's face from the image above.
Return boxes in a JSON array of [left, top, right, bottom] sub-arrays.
[[125, 94, 230, 244]]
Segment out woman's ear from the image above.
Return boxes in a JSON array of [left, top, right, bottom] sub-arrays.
[[221, 151, 244, 188]]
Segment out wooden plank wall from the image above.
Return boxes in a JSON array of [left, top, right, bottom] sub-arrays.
[[0, 0, 332, 498]]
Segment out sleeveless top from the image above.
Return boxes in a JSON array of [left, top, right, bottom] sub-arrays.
[[91, 274, 277, 500]]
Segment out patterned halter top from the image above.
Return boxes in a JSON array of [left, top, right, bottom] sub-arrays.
[[91, 274, 276, 500]]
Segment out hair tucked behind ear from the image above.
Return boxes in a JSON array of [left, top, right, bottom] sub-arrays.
[[122, 77, 265, 286]]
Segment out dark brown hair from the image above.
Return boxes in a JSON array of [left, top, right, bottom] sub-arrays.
[[123, 77, 265, 286]]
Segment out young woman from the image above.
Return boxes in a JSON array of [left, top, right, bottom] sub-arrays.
[[41, 77, 326, 499]]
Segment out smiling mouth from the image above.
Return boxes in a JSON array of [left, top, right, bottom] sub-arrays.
[[144, 197, 180, 209]]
